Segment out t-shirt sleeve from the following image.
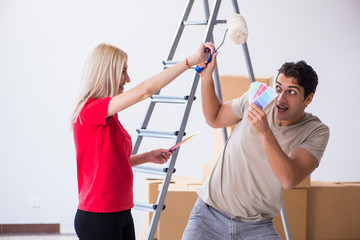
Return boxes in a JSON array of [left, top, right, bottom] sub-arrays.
[[231, 91, 250, 119], [79, 97, 112, 126], [297, 124, 330, 164]]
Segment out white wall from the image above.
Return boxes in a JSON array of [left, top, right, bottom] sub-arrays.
[[1, 0, 359, 235]]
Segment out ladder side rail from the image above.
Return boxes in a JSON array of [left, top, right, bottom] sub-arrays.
[[145, 148, 179, 240], [145, 158, 177, 240], [230, 0, 255, 83], [146, 74, 200, 240], [242, 43, 256, 83], [173, 75, 200, 150], [203, 0, 210, 19], [147, 2, 202, 236], [192, 0, 224, 149], [167, 0, 195, 61], [133, 0, 194, 155], [132, 97, 158, 155], [281, 199, 292, 240], [205, 0, 229, 143], [231, 0, 240, 14], [202, 0, 222, 103], [212, 64, 229, 143], [202, 0, 222, 43], [133, 0, 195, 155]]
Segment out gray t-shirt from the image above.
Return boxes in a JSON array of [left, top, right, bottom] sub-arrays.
[[198, 92, 330, 222]]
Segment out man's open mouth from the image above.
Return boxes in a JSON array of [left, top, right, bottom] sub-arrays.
[[277, 105, 288, 113]]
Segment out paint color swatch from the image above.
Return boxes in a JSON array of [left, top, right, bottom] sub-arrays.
[[168, 130, 200, 152], [249, 82, 262, 102], [249, 82, 277, 109]]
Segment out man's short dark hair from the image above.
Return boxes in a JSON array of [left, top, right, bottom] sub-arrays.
[[277, 60, 318, 98]]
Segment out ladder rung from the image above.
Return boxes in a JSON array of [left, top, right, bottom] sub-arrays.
[[136, 129, 183, 139], [183, 19, 226, 26], [162, 60, 178, 65], [132, 165, 176, 175], [162, 60, 195, 70], [151, 95, 194, 104], [134, 202, 166, 212]]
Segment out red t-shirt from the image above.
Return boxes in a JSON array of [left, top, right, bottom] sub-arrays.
[[73, 97, 134, 213]]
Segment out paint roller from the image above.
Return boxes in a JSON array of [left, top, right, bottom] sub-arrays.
[[195, 13, 248, 73]]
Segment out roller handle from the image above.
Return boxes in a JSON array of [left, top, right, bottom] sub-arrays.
[[195, 53, 214, 73]]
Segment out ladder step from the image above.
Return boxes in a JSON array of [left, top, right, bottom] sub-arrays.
[[136, 129, 184, 139], [133, 165, 176, 175], [183, 19, 227, 26], [134, 202, 166, 212], [162, 60, 194, 69], [162, 60, 178, 65], [151, 95, 195, 104]]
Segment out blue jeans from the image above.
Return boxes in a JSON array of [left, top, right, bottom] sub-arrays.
[[182, 197, 281, 240]]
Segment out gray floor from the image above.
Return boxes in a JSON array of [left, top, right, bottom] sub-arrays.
[[0, 235, 77, 240]]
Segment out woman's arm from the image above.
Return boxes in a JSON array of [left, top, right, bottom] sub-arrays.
[[107, 43, 215, 117], [130, 149, 172, 167]]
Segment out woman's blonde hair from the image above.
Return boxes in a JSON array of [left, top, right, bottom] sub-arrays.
[[72, 43, 128, 125]]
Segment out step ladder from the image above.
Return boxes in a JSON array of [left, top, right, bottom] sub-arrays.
[[131, 0, 292, 239]]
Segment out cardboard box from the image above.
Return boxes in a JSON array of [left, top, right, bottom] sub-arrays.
[[307, 181, 360, 240], [144, 176, 201, 240], [296, 176, 310, 188], [219, 74, 273, 102], [157, 185, 201, 240], [144, 177, 309, 240], [273, 189, 308, 240]]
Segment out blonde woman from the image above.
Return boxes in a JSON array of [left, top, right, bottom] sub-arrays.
[[72, 42, 214, 240]]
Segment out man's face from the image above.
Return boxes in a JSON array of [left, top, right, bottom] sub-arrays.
[[274, 73, 313, 126]]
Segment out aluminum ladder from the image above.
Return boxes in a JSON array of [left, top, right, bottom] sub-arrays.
[[131, 0, 292, 239]]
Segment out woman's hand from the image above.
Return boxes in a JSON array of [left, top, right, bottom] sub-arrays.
[[188, 42, 215, 66], [147, 148, 172, 164]]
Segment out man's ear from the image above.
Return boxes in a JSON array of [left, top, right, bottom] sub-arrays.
[[305, 92, 314, 106]]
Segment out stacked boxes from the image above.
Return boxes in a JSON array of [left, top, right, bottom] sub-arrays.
[[272, 189, 308, 240], [306, 181, 360, 239], [143, 176, 202, 240], [142, 179, 360, 240]]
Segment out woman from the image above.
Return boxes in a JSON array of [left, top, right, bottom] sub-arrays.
[[72, 42, 214, 240]]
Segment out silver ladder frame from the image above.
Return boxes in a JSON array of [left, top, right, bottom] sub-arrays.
[[132, 0, 292, 239]]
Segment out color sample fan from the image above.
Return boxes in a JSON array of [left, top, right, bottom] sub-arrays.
[[249, 82, 278, 109]]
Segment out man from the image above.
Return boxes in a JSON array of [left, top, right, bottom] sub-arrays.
[[182, 53, 330, 240]]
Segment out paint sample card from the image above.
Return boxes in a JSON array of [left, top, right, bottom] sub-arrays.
[[168, 130, 200, 152], [249, 82, 277, 109], [249, 82, 262, 102]]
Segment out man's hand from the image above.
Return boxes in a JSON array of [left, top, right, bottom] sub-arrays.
[[199, 52, 218, 78], [246, 103, 270, 137]]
